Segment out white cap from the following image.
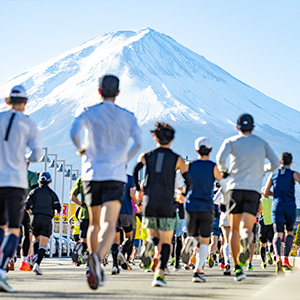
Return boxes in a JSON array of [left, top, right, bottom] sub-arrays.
[[9, 85, 27, 98], [194, 136, 212, 150]]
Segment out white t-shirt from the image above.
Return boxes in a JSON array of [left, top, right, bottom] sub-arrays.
[[0, 109, 41, 189], [70, 100, 142, 182]]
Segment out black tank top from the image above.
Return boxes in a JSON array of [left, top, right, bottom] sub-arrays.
[[143, 147, 179, 218]]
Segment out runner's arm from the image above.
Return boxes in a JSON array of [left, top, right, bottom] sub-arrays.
[[264, 143, 279, 173], [127, 118, 142, 162], [70, 194, 82, 206], [216, 140, 231, 173], [214, 165, 227, 193], [133, 153, 146, 191], [70, 113, 86, 154], [294, 171, 300, 185], [263, 173, 273, 198]]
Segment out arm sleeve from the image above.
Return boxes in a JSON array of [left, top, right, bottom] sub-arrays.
[[181, 172, 193, 196], [25, 190, 34, 210], [127, 116, 142, 162], [70, 178, 80, 196], [133, 162, 144, 191], [70, 113, 86, 151], [53, 193, 61, 214], [264, 143, 279, 173], [26, 124, 42, 162], [216, 139, 231, 172]]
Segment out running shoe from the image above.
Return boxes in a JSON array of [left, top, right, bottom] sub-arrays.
[[8, 261, 14, 271], [0, 275, 13, 293], [151, 273, 167, 287], [267, 251, 273, 265], [87, 253, 101, 290], [181, 237, 195, 264], [145, 267, 154, 273], [199, 267, 205, 275], [283, 258, 293, 271], [173, 266, 180, 272], [150, 256, 159, 272], [140, 239, 155, 269], [20, 261, 31, 271], [247, 263, 253, 271], [111, 266, 120, 275], [234, 266, 246, 282], [102, 257, 108, 267], [32, 263, 43, 275], [238, 238, 250, 267], [184, 264, 190, 270], [170, 257, 175, 266], [164, 267, 170, 275], [261, 262, 267, 270], [129, 259, 135, 265], [192, 272, 206, 283], [117, 252, 128, 270], [276, 259, 284, 275], [224, 265, 231, 276], [208, 252, 215, 268], [220, 263, 225, 270]]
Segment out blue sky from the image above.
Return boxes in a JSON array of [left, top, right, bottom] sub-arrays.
[[1, 0, 299, 110]]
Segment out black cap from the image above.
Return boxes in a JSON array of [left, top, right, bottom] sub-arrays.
[[98, 75, 119, 98], [237, 113, 254, 131]]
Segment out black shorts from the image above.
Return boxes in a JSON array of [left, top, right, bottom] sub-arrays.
[[0, 187, 26, 228], [31, 214, 52, 238], [259, 224, 274, 243], [83, 180, 125, 207], [73, 234, 80, 243], [117, 214, 133, 233], [226, 189, 260, 216], [185, 210, 214, 238], [79, 218, 89, 239]]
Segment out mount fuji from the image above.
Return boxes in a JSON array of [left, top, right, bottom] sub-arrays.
[[1, 28, 300, 204]]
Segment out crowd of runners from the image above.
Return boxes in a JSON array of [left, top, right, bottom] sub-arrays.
[[0, 75, 299, 293]]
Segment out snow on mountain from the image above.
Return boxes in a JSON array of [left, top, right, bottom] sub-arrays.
[[1, 28, 300, 204]]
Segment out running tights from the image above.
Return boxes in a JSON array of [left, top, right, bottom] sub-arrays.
[[175, 236, 182, 268], [284, 235, 294, 257]]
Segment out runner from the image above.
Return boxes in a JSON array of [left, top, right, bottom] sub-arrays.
[[133, 122, 192, 287], [216, 113, 278, 281], [26, 172, 61, 275], [111, 174, 140, 274], [179, 137, 226, 283], [70, 177, 89, 264], [70, 74, 142, 290], [263, 152, 300, 274], [258, 196, 275, 269], [0, 85, 41, 292]]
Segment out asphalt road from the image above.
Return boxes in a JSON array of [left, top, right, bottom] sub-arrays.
[[1, 257, 297, 300]]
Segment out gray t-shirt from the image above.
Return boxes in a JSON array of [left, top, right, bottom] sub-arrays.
[[216, 133, 279, 193]]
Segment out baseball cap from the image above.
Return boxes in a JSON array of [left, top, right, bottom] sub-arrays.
[[98, 75, 119, 97], [39, 172, 51, 182], [237, 113, 254, 131], [194, 137, 212, 150], [7, 85, 27, 104]]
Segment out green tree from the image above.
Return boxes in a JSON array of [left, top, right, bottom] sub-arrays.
[[294, 224, 300, 247]]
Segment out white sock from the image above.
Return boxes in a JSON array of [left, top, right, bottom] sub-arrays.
[[22, 256, 27, 263], [195, 244, 208, 272], [224, 242, 230, 266]]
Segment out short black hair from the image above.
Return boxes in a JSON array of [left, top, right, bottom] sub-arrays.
[[280, 152, 292, 165], [98, 75, 119, 98], [150, 122, 175, 145], [198, 145, 211, 156]]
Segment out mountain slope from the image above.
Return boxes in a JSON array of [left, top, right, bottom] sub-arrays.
[[1, 28, 300, 204]]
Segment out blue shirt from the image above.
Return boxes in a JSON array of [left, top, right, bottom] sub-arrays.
[[185, 160, 215, 212], [120, 175, 135, 215], [272, 166, 295, 206]]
